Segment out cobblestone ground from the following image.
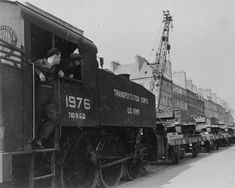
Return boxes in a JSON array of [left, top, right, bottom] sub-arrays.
[[118, 145, 235, 188]]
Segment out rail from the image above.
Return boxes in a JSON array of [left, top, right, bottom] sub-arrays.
[[0, 38, 24, 67]]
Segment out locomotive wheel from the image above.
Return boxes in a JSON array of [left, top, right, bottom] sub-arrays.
[[126, 157, 142, 180], [97, 136, 123, 188], [61, 132, 98, 188]]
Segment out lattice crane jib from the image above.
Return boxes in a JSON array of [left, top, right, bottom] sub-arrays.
[[150, 10, 173, 110]]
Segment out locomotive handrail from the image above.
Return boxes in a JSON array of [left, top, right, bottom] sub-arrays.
[[0, 55, 23, 65], [0, 38, 24, 53], [0, 49, 22, 59], [0, 38, 24, 66]]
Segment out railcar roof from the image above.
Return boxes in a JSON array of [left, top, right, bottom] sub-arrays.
[[0, 0, 97, 53], [23, 2, 84, 36]]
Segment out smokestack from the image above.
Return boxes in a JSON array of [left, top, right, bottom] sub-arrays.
[[118, 74, 130, 80]]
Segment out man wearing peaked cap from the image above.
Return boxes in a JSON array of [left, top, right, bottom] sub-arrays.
[[35, 47, 63, 80], [70, 52, 82, 60], [46, 47, 60, 58], [33, 47, 64, 149], [67, 53, 83, 79]]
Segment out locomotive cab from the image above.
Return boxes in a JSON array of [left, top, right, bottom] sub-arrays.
[[0, 0, 99, 148], [0, 1, 99, 186]]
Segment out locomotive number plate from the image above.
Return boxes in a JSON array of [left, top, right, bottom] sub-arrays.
[[65, 95, 91, 120], [65, 95, 91, 110]]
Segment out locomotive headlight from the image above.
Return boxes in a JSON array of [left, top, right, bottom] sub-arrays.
[[140, 128, 144, 135]]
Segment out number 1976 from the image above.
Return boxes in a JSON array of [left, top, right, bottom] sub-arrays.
[[65, 95, 91, 110]]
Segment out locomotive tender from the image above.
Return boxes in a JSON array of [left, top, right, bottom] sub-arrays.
[[0, 1, 156, 188]]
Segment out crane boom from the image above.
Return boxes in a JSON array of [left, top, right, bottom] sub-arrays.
[[155, 10, 173, 65], [150, 10, 173, 112]]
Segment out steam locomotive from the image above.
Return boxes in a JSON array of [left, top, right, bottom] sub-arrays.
[[0, 1, 159, 188], [0, 1, 233, 188]]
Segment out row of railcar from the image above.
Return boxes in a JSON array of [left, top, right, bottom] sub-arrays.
[[0, 1, 234, 188]]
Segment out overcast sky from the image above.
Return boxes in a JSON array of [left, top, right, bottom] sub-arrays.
[[17, 0, 235, 111]]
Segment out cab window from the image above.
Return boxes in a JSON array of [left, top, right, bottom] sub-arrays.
[[30, 23, 83, 81]]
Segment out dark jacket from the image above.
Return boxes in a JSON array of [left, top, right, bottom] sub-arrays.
[[34, 59, 59, 86]]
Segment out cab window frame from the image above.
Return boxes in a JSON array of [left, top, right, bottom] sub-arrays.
[[30, 23, 84, 82]]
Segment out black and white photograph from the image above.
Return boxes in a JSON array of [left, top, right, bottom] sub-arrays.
[[0, 0, 234, 188]]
